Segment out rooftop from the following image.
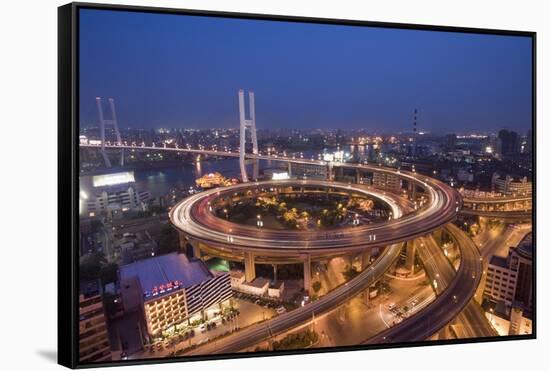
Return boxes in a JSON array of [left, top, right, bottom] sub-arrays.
[[489, 255, 508, 269], [120, 252, 212, 299], [248, 277, 270, 289], [230, 270, 245, 279], [269, 281, 284, 289], [80, 279, 102, 298], [514, 232, 533, 260]]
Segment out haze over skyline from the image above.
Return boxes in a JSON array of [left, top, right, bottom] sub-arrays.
[[79, 9, 532, 134]]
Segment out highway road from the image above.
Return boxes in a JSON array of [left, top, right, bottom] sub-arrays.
[[86, 143, 498, 349], [363, 223, 493, 344], [182, 242, 404, 356], [460, 208, 531, 220], [473, 223, 532, 304], [170, 178, 461, 256], [255, 279, 436, 350], [183, 222, 489, 354], [462, 195, 531, 203]]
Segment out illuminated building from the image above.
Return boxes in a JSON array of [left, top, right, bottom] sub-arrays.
[[509, 305, 533, 335], [484, 233, 533, 310], [119, 253, 232, 336], [80, 171, 150, 217], [79, 281, 112, 363], [92, 172, 135, 187], [372, 172, 401, 192], [268, 281, 285, 299], [289, 162, 328, 179], [195, 172, 232, 189], [491, 173, 532, 196], [230, 271, 284, 298]]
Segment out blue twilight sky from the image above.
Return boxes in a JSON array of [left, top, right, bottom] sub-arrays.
[[79, 8, 533, 134]]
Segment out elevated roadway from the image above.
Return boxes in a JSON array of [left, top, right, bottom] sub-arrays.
[[183, 242, 404, 356], [170, 178, 461, 258], [363, 223, 495, 344]]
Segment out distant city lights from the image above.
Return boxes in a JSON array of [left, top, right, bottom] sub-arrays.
[[92, 171, 135, 187], [272, 172, 290, 180]]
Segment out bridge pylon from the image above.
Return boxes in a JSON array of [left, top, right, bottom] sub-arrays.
[[238, 89, 259, 182], [96, 97, 123, 167]]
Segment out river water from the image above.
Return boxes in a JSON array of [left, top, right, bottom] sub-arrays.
[[90, 158, 285, 198]]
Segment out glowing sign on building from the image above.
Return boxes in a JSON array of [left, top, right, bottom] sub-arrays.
[[144, 280, 183, 298], [93, 171, 135, 187], [272, 172, 290, 180]]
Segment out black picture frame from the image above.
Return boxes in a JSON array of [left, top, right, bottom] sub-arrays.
[[58, 2, 536, 369]]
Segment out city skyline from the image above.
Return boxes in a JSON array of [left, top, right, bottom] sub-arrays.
[[79, 9, 532, 134], [74, 7, 534, 365]]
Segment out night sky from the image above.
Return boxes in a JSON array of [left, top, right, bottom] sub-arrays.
[[79, 8, 532, 134]]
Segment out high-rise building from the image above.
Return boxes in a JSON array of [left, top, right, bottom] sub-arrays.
[[484, 233, 533, 310], [446, 134, 457, 151], [497, 129, 519, 156], [290, 162, 328, 180], [483, 233, 533, 336], [79, 280, 112, 363], [372, 172, 401, 193]]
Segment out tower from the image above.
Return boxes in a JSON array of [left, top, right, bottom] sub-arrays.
[[96, 97, 123, 168], [238, 89, 259, 182], [412, 108, 418, 159]]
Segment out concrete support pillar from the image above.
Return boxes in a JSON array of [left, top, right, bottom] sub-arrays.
[[438, 325, 451, 340], [327, 164, 334, 181], [253, 159, 259, 180], [288, 162, 292, 178], [390, 259, 398, 274], [344, 254, 353, 268], [303, 255, 312, 294], [405, 240, 416, 273], [433, 229, 444, 245], [273, 264, 278, 283], [244, 252, 256, 282], [336, 167, 344, 180], [360, 250, 371, 271], [356, 169, 361, 184], [193, 245, 202, 260], [178, 232, 187, 251]]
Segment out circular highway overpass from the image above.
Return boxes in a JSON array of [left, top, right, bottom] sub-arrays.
[[170, 173, 461, 287]]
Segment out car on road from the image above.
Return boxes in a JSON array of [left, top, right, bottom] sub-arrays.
[[276, 306, 287, 314]]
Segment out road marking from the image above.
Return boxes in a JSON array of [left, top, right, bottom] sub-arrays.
[[379, 304, 391, 328]]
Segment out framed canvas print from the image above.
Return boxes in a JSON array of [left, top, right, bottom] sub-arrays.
[[58, 2, 536, 368]]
